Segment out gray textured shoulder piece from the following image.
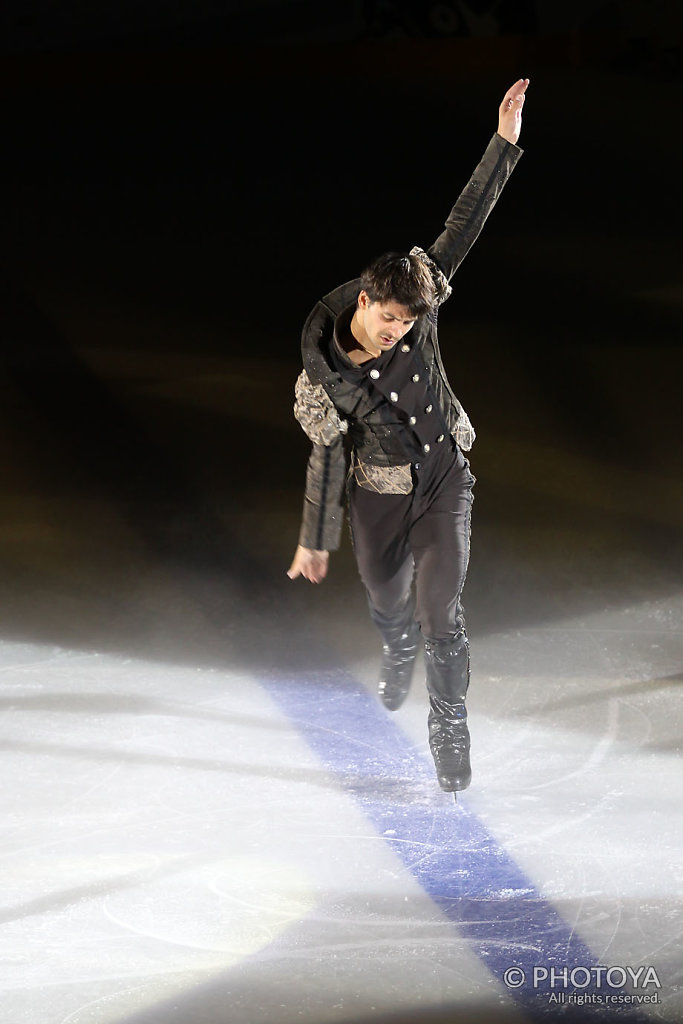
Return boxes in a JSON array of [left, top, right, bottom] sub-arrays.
[[410, 246, 452, 305], [454, 407, 476, 451], [294, 370, 348, 446]]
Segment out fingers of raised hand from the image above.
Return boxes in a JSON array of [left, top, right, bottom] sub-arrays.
[[502, 78, 529, 110]]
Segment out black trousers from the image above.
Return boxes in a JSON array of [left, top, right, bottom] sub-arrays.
[[348, 444, 475, 641]]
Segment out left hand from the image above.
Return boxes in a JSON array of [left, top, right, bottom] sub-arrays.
[[497, 78, 529, 145], [287, 545, 329, 584]]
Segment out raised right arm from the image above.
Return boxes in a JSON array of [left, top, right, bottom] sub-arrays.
[[428, 79, 529, 286]]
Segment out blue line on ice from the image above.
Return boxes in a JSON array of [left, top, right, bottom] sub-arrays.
[[262, 669, 652, 1021]]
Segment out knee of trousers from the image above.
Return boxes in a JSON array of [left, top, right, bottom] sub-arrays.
[[415, 594, 467, 642], [367, 588, 414, 628]]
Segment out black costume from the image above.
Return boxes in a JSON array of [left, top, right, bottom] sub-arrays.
[[293, 132, 523, 792]]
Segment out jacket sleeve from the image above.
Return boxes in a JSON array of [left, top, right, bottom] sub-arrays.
[[294, 370, 348, 551], [298, 437, 347, 551], [428, 132, 523, 287]]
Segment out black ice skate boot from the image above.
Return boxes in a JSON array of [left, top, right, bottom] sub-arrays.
[[424, 634, 472, 795], [369, 596, 420, 711]]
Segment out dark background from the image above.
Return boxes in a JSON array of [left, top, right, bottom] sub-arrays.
[[0, 0, 681, 662]]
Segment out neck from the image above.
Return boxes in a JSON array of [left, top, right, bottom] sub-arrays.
[[350, 310, 380, 360]]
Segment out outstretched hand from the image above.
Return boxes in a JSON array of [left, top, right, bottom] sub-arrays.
[[497, 78, 529, 145], [287, 545, 329, 584]]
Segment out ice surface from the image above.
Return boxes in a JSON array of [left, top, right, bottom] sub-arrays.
[[1, 593, 682, 1024]]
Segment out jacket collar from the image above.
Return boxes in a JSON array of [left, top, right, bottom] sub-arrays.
[[302, 279, 360, 393], [321, 278, 360, 317]]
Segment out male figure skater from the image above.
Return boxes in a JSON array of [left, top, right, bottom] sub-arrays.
[[288, 79, 528, 795]]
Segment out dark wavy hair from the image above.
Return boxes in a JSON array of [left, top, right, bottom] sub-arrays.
[[359, 251, 435, 317]]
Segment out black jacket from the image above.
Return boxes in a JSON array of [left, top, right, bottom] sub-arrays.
[[295, 132, 523, 551]]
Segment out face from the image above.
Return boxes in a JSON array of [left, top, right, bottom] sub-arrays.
[[357, 291, 418, 356]]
